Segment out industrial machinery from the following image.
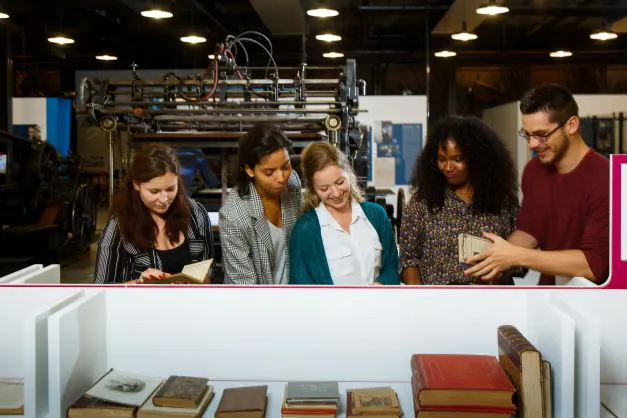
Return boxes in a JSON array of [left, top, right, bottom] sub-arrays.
[[0, 131, 98, 273], [77, 31, 369, 204]]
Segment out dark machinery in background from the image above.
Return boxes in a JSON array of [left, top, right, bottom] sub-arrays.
[[76, 31, 405, 277], [0, 131, 98, 274]]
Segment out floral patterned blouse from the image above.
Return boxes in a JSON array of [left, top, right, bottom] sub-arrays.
[[399, 187, 519, 285]]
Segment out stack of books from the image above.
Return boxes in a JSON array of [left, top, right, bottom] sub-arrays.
[[281, 381, 340, 418], [346, 387, 402, 418], [67, 369, 215, 418], [410, 354, 517, 417]]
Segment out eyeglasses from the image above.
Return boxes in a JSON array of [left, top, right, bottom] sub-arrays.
[[518, 120, 567, 143]]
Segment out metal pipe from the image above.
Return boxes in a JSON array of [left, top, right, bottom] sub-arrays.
[[98, 108, 343, 115], [151, 115, 327, 123], [108, 131, 114, 210], [104, 79, 341, 86], [97, 100, 344, 107]]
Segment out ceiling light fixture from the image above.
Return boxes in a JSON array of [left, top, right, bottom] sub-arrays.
[[323, 52, 344, 58], [451, 22, 477, 41], [96, 55, 118, 61], [476, 1, 509, 15], [316, 33, 342, 42], [434, 50, 457, 58], [48, 36, 75, 45], [0, 12, 9, 19], [307, 8, 339, 18], [141, 9, 173, 19], [550, 50, 572, 58], [181, 35, 206, 44], [590, 30, 618, 40]]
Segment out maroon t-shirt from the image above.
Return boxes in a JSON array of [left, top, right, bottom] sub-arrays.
[[516, 150, 610, 285]]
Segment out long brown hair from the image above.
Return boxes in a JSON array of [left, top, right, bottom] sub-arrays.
[[300, 142, 364, 212], [111, 143, 190, 249]]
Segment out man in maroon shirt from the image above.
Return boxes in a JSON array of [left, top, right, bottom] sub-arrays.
[[464, 83, 609, 285]]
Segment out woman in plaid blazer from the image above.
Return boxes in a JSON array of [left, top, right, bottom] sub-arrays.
[[94, 144, 214, 284], [219, 124, 303, 284]]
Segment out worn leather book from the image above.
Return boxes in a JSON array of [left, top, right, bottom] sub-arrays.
[[215, 385, 267, 418], [151, 376, 210, 408], [67, 394, 136, 418], [142, 259, 213, 284], [497, 325, 543, 418], [410, 354, 516, 411], [137, 383, 214, 418]]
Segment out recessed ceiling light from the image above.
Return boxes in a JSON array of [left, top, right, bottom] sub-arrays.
[[590, 30, 618, 40], [141, 9, 173, 19], [307, 8, 339, 18], [48, 36, 75, 45], [96, 55, 118, 61], [550, 50, 572, 58], [435, 50, 457, 58], [476, 3, 509, 15], [0, 12, 9, 19], [316, 33, 342, 42], [181, 35, 207, 44], [323, 52, 344, 58]]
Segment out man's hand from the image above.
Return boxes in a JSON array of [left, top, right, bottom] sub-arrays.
[[463, 232, 522, 281]]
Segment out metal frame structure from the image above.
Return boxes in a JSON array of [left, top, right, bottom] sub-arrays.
[[76, 33, 367, 204]]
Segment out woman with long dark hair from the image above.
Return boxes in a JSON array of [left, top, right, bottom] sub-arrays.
[[399, 115, 519, 285], [218, 123, 303, 284], [94, 143, 214, 284]]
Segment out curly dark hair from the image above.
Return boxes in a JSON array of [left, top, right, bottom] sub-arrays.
[[410, 115, 518, 215]]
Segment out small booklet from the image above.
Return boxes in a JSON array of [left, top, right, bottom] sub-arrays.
[[143, 259, 213, 285], [458, 233, 492, 268]]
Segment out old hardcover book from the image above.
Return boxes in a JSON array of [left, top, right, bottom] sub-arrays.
[[215, 385, 267, 418], [496, 325, 543, 418], [85, 369, 163, 407], [351, 387, 401, 414], [0, 378, 24, 415], [415, 405, 514, 417], [410, 354, 516, 411], [67, 394, 136, 418], [142, 259, 213, 284], [137, 383, 214, 418], [458, 233, 492, 267], [151, 376, 210, 408], [285, 381, 340, 405]]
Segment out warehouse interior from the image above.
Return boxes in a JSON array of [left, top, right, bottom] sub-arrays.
[[0, 0, 625, 283]]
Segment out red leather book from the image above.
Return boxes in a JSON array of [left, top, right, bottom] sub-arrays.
[[410, 354, 516, 410]]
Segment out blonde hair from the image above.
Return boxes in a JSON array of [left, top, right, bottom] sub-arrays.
[[300, 142, 365, 212]]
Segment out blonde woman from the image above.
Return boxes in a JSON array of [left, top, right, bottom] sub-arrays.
[[289, 142, 400, 285]]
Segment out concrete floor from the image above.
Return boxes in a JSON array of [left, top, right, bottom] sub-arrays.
[[59, 208, 109, 284]]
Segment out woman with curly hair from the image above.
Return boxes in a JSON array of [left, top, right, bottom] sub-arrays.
[[399, 115, 519, 285]]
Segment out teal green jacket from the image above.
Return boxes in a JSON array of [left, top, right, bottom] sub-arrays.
[[289, 201, 401, 285]]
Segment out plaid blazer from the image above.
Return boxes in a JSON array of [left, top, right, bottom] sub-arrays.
[[94, 197, 214, 284], [219, 171, 303, 284]]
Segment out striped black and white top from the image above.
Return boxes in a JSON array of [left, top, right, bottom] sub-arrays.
[[94, 197, 214, 284]]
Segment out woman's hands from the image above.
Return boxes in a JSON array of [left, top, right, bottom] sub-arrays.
[[130, 268, 172, 284]]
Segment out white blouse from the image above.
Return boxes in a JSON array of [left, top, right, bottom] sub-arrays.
[[315, 201, 383, 285]]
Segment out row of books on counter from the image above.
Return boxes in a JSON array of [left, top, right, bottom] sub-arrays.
[[0, 325, 553, 418]]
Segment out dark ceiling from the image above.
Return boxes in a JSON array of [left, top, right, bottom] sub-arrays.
[[2, 0, 627, 113]]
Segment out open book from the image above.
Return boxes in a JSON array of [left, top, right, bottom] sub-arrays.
[[142, 259, 213, 285]]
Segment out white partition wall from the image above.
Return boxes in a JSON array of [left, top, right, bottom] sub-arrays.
[[0, 265, 43, 283], [548, 292, 601, 418], [44, 288, 578, 418], [0, 288, 85, 418], [525, 292, 576, 418], [48, 290, 108, 418], [11, 265, 61, 284]]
